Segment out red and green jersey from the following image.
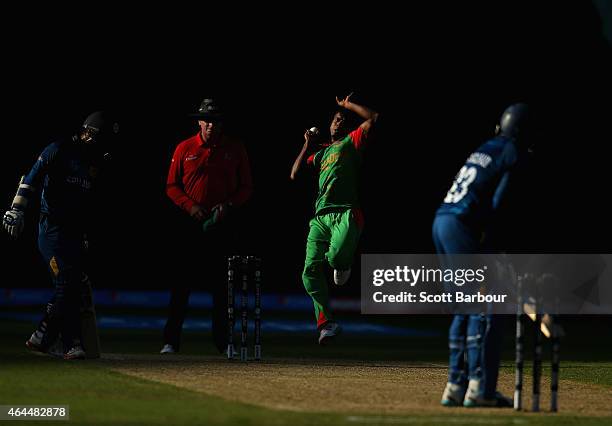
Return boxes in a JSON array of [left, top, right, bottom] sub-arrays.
[[307, 127, 367, 215]]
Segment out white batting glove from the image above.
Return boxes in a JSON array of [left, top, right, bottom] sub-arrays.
[[2, 209, 24, 238]]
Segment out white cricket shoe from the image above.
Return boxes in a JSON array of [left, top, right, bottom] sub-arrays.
[[333, 268, 351, 286], [25, 331, 47, 354], [64, 345, 86, 360], [160, 344, 177, 354], [464, 392, 513, 408], [318, 321, 342, 345], [441, 382, 465, 407], [463, 379, 512, 408]]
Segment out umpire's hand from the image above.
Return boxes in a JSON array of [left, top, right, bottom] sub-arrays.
[[189, 205, 207, 222]]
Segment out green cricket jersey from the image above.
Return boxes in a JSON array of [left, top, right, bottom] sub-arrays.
[[308, 127, 366, 215]]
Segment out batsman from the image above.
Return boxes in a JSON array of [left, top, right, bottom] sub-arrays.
[[290, 94, 378, 345], [2, 111, 117, 360], [434, 103, 532, 407]]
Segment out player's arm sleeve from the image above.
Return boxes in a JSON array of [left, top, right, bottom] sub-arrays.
[[349, 127, 368, 151], [166, 146, 196, 213], [502, 141, 519, 169], [350, 107, 380, 151], [228, 144, 253, 207], [14, 143, 59, 210], [492, 172, 511, 211], [343, 102, 378, 151], [492, 141, 522, 211], [307, 150, 323, 168]]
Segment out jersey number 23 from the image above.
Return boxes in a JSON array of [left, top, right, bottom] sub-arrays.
[[444, 166, 477, 203]]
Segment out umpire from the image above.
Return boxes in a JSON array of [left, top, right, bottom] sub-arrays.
[[161, 98, 253, 355]]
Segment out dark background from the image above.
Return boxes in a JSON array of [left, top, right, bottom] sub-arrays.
[[1, 2, 611, 294]]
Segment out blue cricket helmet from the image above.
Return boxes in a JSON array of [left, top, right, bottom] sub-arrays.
[[499, 103, 529, 138]]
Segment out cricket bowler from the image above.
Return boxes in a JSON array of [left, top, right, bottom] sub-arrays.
[[290, 93, 378, 345]]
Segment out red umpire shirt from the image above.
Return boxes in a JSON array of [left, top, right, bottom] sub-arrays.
[[167, 132, 253, 213]]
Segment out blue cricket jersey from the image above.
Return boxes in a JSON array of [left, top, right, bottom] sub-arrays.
[[23, 137, 101, 227], [437, 136, 519, 226]]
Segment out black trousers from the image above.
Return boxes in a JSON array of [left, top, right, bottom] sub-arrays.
[[163, 213, 237, 353]]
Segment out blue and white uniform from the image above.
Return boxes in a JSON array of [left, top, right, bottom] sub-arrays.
[[20, 137, 103, 351], [434, 135, 520, 402]]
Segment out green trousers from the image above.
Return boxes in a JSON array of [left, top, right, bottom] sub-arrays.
[[302, 208, 364, 328]]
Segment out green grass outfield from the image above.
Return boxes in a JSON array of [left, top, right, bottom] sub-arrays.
[[1, 313, 611, 425]]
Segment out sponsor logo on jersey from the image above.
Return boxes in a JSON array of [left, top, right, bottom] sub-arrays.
[[320, 152, 341, 172], [66, 176, 92, 190]]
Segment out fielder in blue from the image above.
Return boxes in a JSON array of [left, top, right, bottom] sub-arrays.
[[434, 103, 530, 407], [2, 111, 117, 360]]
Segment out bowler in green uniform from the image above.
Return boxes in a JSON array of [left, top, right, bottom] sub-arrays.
[[290, 94, 379, 345]]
